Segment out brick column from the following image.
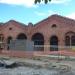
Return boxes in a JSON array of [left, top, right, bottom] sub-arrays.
[[27, 35, 32, 41], [44, 37, 50, 53], [3, 37, 7, 50], [58, 35, 65, 51]]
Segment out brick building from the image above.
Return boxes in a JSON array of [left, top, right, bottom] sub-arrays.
[[0, 14, 75, 52]]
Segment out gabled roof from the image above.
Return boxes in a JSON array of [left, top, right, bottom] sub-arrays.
[[1, 14, 75, 29], [34, 14, 75, 28], [1, 20, 27, 29]]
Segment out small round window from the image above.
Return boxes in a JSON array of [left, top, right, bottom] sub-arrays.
[[9, 27, 12, 30], [52, 24, 57, 28]]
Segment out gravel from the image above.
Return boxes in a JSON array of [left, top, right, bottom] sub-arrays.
[[0, 57, 75, 75], [0, 66, 74, 75]]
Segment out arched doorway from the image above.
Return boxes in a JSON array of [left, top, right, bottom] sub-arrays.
[[15, 33, 27, 50], [17, 33, 27, 40], [7, 36, 12, 50], [65, 31, 75, 47], [32, 33, 44, 51], [50, 36, 58, 51]]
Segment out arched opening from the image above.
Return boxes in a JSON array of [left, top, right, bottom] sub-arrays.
[[0, 34, 4, 42], [65, 36, 70, 46], [50, 36, 58, 51], [7, 36, 12, 50], [32, 33, 44, 51], [17, 33, 27, 40], [51, 24, 57, 28], [65, 31, 75, 48], [0, 34, 4, 50], [71, 35, 75, 46]]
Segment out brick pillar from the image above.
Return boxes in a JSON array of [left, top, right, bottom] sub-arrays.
[[58, 35, 65, 51], [44, 37, 50, 53], [3, 37, 7, 50], [27, 35, 32, 41]]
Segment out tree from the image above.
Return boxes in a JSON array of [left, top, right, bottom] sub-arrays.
[[35, 0, 51, 4]]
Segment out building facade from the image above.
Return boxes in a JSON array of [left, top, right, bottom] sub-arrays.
[[0, 14, 75, 52]]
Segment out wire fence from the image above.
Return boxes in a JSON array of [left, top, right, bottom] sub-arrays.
[[0, 41, 75, 52], [33, 45, 75, 51]]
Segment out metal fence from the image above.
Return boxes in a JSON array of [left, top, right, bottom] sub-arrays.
[[33, 45, 75, 51], [0, 40, 75, 51]]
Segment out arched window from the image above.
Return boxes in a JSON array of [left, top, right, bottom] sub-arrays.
[[32, 33, 44, 51], [7, 36, 12, 50], [0, 34, 4, 49], [0, 34, 4, 42], [65, 31, 75, 47], [50, 36, 58, 51], [17, 33, 27, 40], [71, 35, 75, 46], [7, 37, 12, 44], [65, 36, 70, 46]]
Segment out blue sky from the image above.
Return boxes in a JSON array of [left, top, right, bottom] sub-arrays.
[[0, 0, 75, 25]]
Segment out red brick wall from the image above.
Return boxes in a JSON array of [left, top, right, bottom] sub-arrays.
[[0, 14, 75, 52], [0, 50, 75, 58]]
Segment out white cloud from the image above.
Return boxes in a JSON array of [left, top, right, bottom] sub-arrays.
[[66, 13, 75, 20], [34, 0, 71, 5], [51, 0, 71, 4], [48, 10, 56, 15], [35, 10, 60, 17], [0, 0, 37, 8], [35, 12, 46, 16], [0, 0, 71, 8]]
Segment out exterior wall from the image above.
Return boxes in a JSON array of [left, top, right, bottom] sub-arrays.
[[0, 14, 75, 53]]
